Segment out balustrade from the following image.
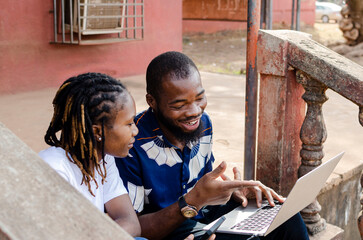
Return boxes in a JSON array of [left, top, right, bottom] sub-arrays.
[[257, 29, 363, 238]]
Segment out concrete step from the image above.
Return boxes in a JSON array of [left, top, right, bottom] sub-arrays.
[[310, 223, 344, 240]]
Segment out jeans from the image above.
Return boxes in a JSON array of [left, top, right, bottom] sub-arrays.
[[164, 200, 310, 240]]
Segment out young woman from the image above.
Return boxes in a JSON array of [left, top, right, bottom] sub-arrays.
[[39, 72, 142, 238]]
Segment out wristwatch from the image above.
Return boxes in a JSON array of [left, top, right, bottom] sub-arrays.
[[178, 195, 198, 218]]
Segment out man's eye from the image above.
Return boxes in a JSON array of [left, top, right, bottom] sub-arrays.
[[172, 105, 184, 109]]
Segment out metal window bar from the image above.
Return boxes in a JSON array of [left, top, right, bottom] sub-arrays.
[[141, 0, 144, 39], [134, 1, 136, 39], [61, 0, 66, 42], [78, 15, 144, 19], [51, 0, 144, 45], [69, 0, 74, 43], [53, 0, 58, 42], [78, 2, 144, 6], [125, 0, 129, 39]]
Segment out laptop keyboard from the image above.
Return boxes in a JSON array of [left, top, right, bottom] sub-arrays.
[[230, 202, 282, 232]]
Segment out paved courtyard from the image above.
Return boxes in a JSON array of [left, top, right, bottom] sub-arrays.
[[0, 72, 362, 180]]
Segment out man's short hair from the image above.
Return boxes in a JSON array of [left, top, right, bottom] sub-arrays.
[[146, 51, 198, 100]]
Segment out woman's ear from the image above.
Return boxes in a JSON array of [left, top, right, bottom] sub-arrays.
[[146, 93, 156, 110], [92, 124, 102, 142]]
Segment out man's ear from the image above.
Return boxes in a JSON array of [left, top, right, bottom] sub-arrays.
[[146, 93, 156, 110], [92, 124, 102, 142]]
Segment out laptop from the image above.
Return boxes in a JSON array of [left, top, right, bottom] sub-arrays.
[[203, 152, 344, 236]]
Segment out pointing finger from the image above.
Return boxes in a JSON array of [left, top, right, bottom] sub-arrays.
[[254, 186, 263, 207], [241, 195, 248, 207], [220, 173, 231, 181], [222, 180, 259, 190], [208, 161, 227, 179], [233, 167, 241, 181]]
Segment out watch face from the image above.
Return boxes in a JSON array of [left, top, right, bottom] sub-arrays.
[[182, 207, 197, 218]]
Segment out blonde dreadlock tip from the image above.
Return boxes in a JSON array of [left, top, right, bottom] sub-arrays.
[[81, 104, 86, 134]]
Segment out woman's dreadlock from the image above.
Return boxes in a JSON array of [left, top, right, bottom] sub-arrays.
[[45, 72, 127, 196]]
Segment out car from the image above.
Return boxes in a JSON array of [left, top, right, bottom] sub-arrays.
[[315, 2, 342, 23]]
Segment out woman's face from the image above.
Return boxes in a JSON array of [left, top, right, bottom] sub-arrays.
[[95, 93, 139, 158]]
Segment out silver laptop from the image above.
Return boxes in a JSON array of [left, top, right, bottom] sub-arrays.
[[203, 152, 344, 236]]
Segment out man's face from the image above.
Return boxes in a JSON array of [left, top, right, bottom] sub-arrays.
[[152, 68, 207, 144]]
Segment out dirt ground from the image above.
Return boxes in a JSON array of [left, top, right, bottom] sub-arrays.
[[183, 22, 362, 74]]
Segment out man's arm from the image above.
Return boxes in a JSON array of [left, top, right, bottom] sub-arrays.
[[136, 161, 259, 240]]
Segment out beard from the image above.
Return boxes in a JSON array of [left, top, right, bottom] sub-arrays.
[[155, 109, 204, 145]]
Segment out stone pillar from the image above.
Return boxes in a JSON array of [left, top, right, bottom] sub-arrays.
[[358, 174, 363, 239], [296, 70, 328, 235], [256, 30, 305, 196], [357, 106, 363, 239]]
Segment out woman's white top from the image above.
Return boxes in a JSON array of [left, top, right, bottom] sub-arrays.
[[39, 146, 127, 212]]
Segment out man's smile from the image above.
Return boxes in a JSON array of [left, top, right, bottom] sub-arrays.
[[180, 117, 201, 131]]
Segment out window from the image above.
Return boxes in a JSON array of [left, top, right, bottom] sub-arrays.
[[51, 0, 144, 45]]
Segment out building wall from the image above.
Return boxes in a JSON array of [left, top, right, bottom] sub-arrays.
[[183, 20, 247, 34], [274, 0, 315, 26], [0, 1, 182, 94], [182, 0, 315, 34]]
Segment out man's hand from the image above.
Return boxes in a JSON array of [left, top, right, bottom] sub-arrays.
[[184, 234, 216, 240], [184, 161, 260, 210], [221, 167, 286, 208]]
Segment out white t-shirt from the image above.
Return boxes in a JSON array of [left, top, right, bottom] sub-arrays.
[[39, 146, 127, 212]]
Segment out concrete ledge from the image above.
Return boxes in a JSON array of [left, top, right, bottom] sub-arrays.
[[318, 162, 362, 240], [310, 223, 344, 240], [321, 162, 363, 194], [0, 122, 133, 240]]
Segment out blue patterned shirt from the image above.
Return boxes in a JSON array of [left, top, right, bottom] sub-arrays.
[[115, 108, 214, 217]]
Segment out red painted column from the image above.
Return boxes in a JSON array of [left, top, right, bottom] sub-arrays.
[[256, 30, 305, 196]]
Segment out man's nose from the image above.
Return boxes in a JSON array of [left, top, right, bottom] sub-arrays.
[[185, 103, 201, 117]]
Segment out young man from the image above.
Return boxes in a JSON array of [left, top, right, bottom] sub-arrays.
[[116, 52, 309, 240]]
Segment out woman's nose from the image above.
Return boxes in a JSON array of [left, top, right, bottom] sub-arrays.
[[132, 124, 139, 136]]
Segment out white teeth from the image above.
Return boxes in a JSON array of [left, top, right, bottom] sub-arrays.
[[186, 120, 198, 125]]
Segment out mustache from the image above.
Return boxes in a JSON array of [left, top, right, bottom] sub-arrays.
[[181, 113, 203, 122]]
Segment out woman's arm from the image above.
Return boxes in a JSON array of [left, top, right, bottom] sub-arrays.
[[105, 194, 141, 237]]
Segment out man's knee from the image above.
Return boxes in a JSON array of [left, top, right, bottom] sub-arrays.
[[274, 213, 309, 240]]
